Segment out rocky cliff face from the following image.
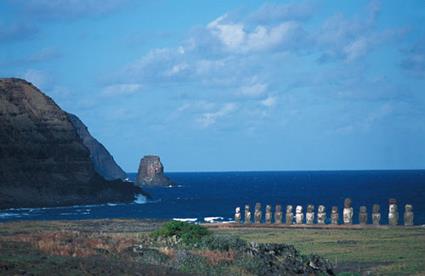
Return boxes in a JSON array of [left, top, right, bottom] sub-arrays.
[[136, 156, 172, 186], [67, 113, 127, 181], [0, 78, 142, 209]]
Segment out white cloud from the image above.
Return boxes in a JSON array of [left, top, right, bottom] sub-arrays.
[[314, 3, 403, 63], [197, 103, 237, 127], [165, 63, 189, 77], [261, 96, 277, 107], [207, 15, 245, 50], [343, 37, 368, 62], [101, 83, 142, 97], [239, 82, 267, 97], [206, 15, 303, 53], [244, 22, 301, 52]]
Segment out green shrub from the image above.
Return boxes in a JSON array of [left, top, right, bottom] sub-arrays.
[[199, 234, 247, 251], [152, 221, 210, 245]]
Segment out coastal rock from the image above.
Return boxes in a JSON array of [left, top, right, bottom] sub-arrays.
[[0, 78, 142, 209], [67, 113, 127, 180], [136, 155, 172, 186]]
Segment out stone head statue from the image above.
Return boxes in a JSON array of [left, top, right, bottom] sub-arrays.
[[235, 207, 241, 223], [404, 204, 414, 226], [344, 198, 352, 208], [275, 204, 283, 224], [245, 204, 250, 211], [255, 202, 261, 210], [296, 205, 303, 214], [318, 205, 326, 213], [360, 206, 367, 213], [389, 204, 398, 213], [266, 205, 271, 212], [307, 204, 314, 213], [332, 206, 338, 213], [275, 204, 282, 212], [372, 204, 380, 213], [286, 205, 293, 213]]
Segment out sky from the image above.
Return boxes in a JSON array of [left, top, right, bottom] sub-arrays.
[[1, 0, 424, 172]]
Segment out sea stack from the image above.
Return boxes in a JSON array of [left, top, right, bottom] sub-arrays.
[[136, 155, 173, 186]]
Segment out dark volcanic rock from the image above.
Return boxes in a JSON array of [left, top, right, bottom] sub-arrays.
[[0, 78, 142, 209], [136, 155, 172, 186], [67, 113, 127, 181], [244, 242, 334, 275]]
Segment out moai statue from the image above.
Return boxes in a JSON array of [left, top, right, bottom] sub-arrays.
[[317, 205, 326, 224], [359, 206, 368, 225], [254, 202, 262, 224], [404, 204, 414, 226], [295, 205, 304, 224], [372, 204, 381, 225], [343, 198, 353, 225], [265, 205, 272, 224], [286, 205, 293, 225], [274, 205, 283, 224], [306, 204, 315, 224], [244, 205, 251, 224], [388, 198, 399, 226], [234, 207, 241, 224], [331, 206, 339, 225]]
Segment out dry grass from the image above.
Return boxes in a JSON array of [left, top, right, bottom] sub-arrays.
[[196, 249, 236, 265], [2, 230, 137, 257]]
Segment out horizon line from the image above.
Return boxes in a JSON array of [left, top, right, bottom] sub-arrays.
[[125, 169, 425, 174]]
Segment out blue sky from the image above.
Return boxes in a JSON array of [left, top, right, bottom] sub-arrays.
[[1, 0, 424, 172]]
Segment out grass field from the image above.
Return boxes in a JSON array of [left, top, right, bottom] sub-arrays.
[[210, 225, 425, 275], [0, 220, 424, 275]]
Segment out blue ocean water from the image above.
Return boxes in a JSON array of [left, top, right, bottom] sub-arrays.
[[1, 170, 424, 225]]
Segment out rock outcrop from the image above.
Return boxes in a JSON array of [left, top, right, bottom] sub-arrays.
[[0, 78, 142, 209], [67, 113, 127, 180], [135, 155, 172, 186]]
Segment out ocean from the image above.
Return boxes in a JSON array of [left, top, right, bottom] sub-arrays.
[[1, 170, 424, 225]]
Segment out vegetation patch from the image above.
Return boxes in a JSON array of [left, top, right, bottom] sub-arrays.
[[151, 220, 211, 245]]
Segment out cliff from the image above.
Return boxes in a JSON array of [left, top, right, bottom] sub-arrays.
[[0, 78, 142, 209], [67, 113, 127, 181], [136, 155, 173, 186]]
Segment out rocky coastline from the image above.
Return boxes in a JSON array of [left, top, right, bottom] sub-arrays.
[[0, 78, 142, 209]]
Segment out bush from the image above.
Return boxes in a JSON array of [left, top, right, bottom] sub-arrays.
[[152, 221, 210, 245], [199, 234, 247, 251]]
